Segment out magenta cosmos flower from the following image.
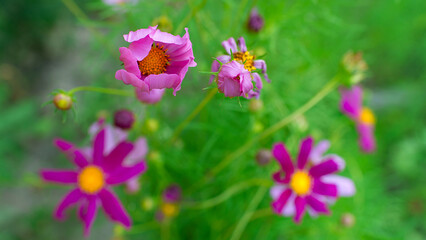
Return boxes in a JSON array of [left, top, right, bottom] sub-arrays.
[[217, 61, 253, 97], [340, 85, 376, 152], [211, 37, 269, 98], [40, 126, 147, 236], [115, 26, 196, 96], [270, 137, 355, 223]]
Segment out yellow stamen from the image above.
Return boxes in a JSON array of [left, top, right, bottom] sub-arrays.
[[78, 165, 105, 194], [138, 43, 170, 76], [359, 107, 375, 125], [290, 171, 312, 196], [161, 203, 179, 217], [233, 51, 256, 71]]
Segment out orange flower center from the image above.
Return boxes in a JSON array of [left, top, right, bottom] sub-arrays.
[[290, 171, 312, 196], [233, 51, 256, 71], [138, 43, 170, 76], [78, 165, 105, 194], [359, 107, 375, 125]]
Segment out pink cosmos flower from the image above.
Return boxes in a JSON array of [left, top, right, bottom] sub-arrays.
[[270, 137, 355, 223], [340, 85, 376, 152], [211, 37, 269, 98], [217, 61, 253, 97], [135, 88, 165, 104], [115, 26, 196, 96], [40, 127, 147, 236]]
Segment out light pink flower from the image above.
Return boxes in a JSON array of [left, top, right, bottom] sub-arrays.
[[115, 26, 196, 96], [135, 88, 165, 104], [217, 61, 253, 97]]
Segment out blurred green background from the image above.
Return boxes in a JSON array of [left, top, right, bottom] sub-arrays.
[[0, 0, 425, 239]]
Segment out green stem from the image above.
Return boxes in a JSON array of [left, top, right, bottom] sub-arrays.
[[229, 187, 267, 240], [68, 86, 134, 97], [183, 178, 270, 209], [169, 88, 218, 142], [207, 77, 339, 181]]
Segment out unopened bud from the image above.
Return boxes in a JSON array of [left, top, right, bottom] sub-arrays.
[[114, 109, 135, 130], [53, 93, 72, 110], [256, 149, 272, 166], [145, 118, 159, 133], [141, 197, 155, 211], [247, 8, 264, 32], [163, 184, 182, 203]]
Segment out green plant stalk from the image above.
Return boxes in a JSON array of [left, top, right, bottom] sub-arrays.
[[68, 86, 134, 97], [183, 178, 270, 209], [229, 187, 268, 240], [169, 88, 218, 142]]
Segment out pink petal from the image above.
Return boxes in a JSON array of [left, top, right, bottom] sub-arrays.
[[99, 188, 131, 228], [339, 86, 362, 119], [103, 141, 134, 173], [125, 137, 148, 165], [309, 140, 330, 165], [115, 69, 150, 91], [125, 177, 140, 193], [118, 47, 141, 78], [123, 26, 157, 43], [253, 60, 270, 82], [210, 55, 231, 82], [222, 37, 238, 54], [270, 185, 286, 200], [297, 137, 313, 169], [54, 139, 74, 152], [41, 170, 78, 184], [322, 154, 346, 170], [309, 159, 339, 178], [312, 179, 338, 197], [145, 73, 180, 91], [237, 37, 247, 52], [271, 188, 292, 214], [272, 143, 294, 176], [357, 123, 376, 153], [55, 188, 83, 220], [321, 175, 355, 197], [79, 196, 98, 237], [305, 195, 330, 214], [151, 28, 184, 44], [282, 193, 296, 216], [135, 88, 165, 104], [272, 171, 291, 184], [128, 36, 154, 61], [106, 161, 147, 185], [93, 129, 105, 165], [294, 196, 306, 223]]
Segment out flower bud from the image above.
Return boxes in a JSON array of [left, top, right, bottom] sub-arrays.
[[162, 184, 182, 203], [141, 197, 155, 211], [144, 118, 159, 133], [114, 109, 135, 130], [341, 213, 355, 227], [53, 93, 72, 110], [247, 8, 264, 32], [256, 149, 272, 166], [341, 51, 368, 85]]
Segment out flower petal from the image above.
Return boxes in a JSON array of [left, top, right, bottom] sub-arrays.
[[321, 175, 355, 197], [107, 161, 147, 185], [312, 179, 338, 197], [145, 73, 180, 91], [222, 37, 238, 54], [103, 141, 134, 173], [297, 137, 313, 169], [128, 36, 154, 61], [41, 170, 78, 184], [123, 26, 157, 43], [357, 123, 376, 153], [79, 196, 98, 237], [282, 193, 296, 216], [210, 55, 231, 82], [115, 69, 150, 91], [272, 171, 291, 184], [253, 60, 270, 82], [93, 129, 105, 165], [125, 177, 140, 193], [294, 196, 306, 223], [99, 188, 131, 228], [305, 195, 330, 214], [272, 143, 294, 176], [118, 47, 141, 78], [339, 86, 362, 119], [271, 188, 292, 214], [54, 138, 74, 152], [135, 88, 165, 104], [125, 137, 148, 165], [237, 37, 247, 52], [54, 139, 89, 168], [309, 159, 339, 178], [55, 188, 83, 220], [270, 185, 286, 200], [309, 140, 330, 165]]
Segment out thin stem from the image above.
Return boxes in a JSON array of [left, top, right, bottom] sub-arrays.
[[169, 88, 218, 142], [68, 86, 134, 97], [183, 178, 270, 209], [207, 77, 339, 178], [229, 187, 267, 240]]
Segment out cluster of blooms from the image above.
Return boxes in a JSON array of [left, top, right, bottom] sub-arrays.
[[43, 8, 377, 234]]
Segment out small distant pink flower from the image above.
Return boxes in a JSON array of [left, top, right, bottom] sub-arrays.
[[103, 0, 137, 6], [217, 61, 253, 97], [211, 37, 269, 98], [115, 26, 196, 96], [135, 88, 165, 104], [270, 137, 355, 223], [340, 85, 376, 152], [40, 126, 147, 236]]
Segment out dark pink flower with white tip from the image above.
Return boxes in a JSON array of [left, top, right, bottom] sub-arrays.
[[40, 127, 147, 236], [115, 26, 196, 96], [340, 85, 376, 152], [210, 37, 269, 99], [270, 137, 355, 223]]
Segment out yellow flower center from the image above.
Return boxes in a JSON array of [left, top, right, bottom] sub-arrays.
[[290, 171, 312, 196], [161, 202, 179, 217], [233, 51, 256, 71], [138, 43, 170, 76], [359, 107, 375, 125], [78, 165, 105, 194]]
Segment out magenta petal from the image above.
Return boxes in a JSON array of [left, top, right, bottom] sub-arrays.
[[321, 175, 355, 197], [210, 55, 231, 82], [305, 195, 330, 214], [118, 47, 141, 78], [309, 159, 339, 178], [99, 188, 131, 228], [73, 150, 89, 168], [339, 86, 362, 119], [222, 37, 238, 54], [115, 69, 150, 91], [135, 88, 165, 104], [297, 137, 313, 169], [253, 60, 270, 82], [145, 73, 180, 90], [309, 140, 330, 165], [103, 141, 134, 173], [237, 37, 247, 52], [125, 137, 148, 165], [357, 123, 376, 153], [272, 143, 294, 176], [272, 171, 291, 184], [79, 196, 98, 237], [107, 161, 147, 185], [271, 188, 292, 214], [123, 26, 156, 43], [294, 196, 306, 223], [41, 170, 78, 184], [312, 179, 338, 197], [92, 129, 105, 165], [55, 188, 83, 220], [128, 36, 153, 61], [54, 139, 74, 152]]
